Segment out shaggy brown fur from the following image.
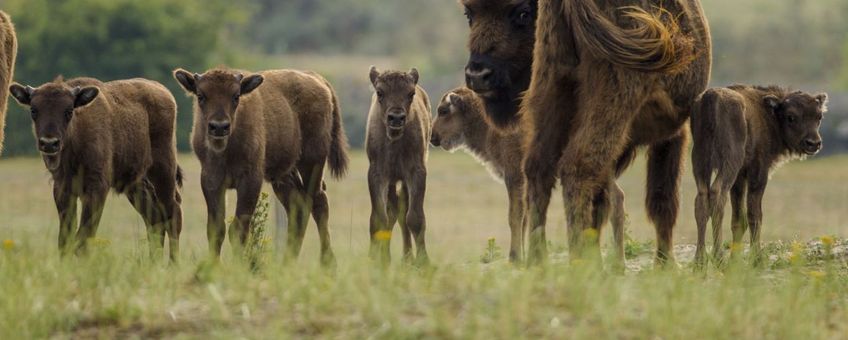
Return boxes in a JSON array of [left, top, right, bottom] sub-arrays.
[[174, 67, 348, 265], [431, 87, 628, 265], [518, 0, 711, 265], [367, 66, 431, 266], [9, 77, 183, 260], [0, 11, 18, 154], [461, 0, 538, 129], [692, 86, 826, 266]]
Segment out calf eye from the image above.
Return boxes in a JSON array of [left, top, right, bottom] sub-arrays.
[[438, 108, 449, 116], [233, 94, 240, 103], [30, 108, 37, 120], [197, 94, 207, 104], [408, 92, 416, 100], [377, 90, 384, 101], [787, 115, 796, 123], [64, 109, 73, 121]]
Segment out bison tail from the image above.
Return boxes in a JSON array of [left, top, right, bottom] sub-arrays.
[[176, 166, 185, 188], [690, 88, 739, 183], [564, 2, 695, 74], [327, 83, 350, 180], [0, 11, 17, 155]]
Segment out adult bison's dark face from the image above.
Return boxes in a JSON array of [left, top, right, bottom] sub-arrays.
[[9, 82, 99, 171], [765, 92, 828, 156], [462, 0, 537, 126], [174, 68, 263, 153]]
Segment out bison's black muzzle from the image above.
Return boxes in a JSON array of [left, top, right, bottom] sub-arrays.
[[38, 137, 61, 155], [208, 120, 231, 138]]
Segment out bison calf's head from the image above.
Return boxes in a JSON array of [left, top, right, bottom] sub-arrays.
[[369, 66, 419, 141], [462, 0, 537, 126], [174, 68, 264, 152], [9, 81, 99, 170], [431, 88, 480, 151], [764, 92, 828, 156]]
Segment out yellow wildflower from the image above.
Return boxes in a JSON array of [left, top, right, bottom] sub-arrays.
[[730, 242, 744, 253], [374, 230, 392, 241], [581, 228, 599, 242], [2, 239, 14, 250], [807, 270, 826, 280], [820, 236, 835, 247]]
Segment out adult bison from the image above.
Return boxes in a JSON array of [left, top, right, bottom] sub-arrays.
[[0, 11, 18, 155], [462, 0, 711, 265]]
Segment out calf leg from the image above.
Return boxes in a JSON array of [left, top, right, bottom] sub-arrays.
[[405, 167, 428, 266], [271, 173, 309, 262], [368, 167, 391, 266], [126, 179, 166, 260], [747, 174, 768, 264], [388, 184, 413, 263], [300, 160, 335, 267], [505, 173, 526, 263], [147, 157, 183, 263], [693, 180, 710, 268], [75, 184, 108, 255], [229, 174, 263, 255], [202, 171, 227, 259], [53, 183, 78, 256], [609, 181, 627, 272], [646, 131, 687, 266], [729, 178, 747, 259]]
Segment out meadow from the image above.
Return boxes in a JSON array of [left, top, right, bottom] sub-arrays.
[[0, 151, 846, 338]]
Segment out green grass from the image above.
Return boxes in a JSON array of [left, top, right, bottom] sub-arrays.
[[0, 151, 846, 338]]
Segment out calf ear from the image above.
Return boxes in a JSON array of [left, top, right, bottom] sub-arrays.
[[763, 95, 781, 111], [9, 83, 34, 106], [448, 92, 462, 108], [173, 68, 198, 94], [409, 68, 419, 84], [73, 86, 99, 108], [369, 66, 380, 86], [240, 74, 264, 95], [815, 93, 828, 111]]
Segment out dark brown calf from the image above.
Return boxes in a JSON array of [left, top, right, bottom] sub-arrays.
[[692, 86, 826, 265], [174, 68, 348, 265], [431, 87, 628, 265], [9, 77, 183, 260], [367, 66, 431, 266], [0, 11, 18, 154]]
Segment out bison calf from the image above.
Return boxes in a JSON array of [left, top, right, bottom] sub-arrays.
[[692, 85, 827, 266], [9, 77, 183, 260], [431, 88, 628, 266], [367, 66, 431, 266], [174, 67, 348, 266]]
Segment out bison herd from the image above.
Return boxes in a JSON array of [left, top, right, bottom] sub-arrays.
[[0, 1, 829, 270]]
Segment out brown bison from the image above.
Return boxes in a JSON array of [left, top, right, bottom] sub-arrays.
[[174, 67, 348, 265], [463, 0, 711, 265], [367, 66, 431, 266], [431, 87, 628, 265], [692, 86, 826, 266], [0, 11, 18, 154], [9, 77, 183, 260]]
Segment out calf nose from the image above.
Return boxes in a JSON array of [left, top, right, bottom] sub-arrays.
[[38, 137, 61, 154], [208, 120, 231, 137], [430, 134, 441, 147], [388, 113, 406, 127], [803, 138, 822, 151]]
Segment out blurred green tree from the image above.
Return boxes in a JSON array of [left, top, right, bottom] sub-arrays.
[[2, 0, 245, 155]]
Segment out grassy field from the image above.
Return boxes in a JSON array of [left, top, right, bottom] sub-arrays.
[[0, 150, 846, 338]]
